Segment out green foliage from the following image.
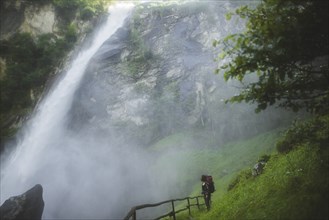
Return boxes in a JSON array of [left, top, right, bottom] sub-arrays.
[[65, 23, 78, 43], [53, 0, 110, 20], [0, 30, 77, 133], [80, 6, 96, 20], [258, 154, 270, 163], [25, 0, 52, 3], [123, 19, 154, 81], [0, 33, 38, 111], [130, 27, 153, 61], [276, 115, 329, 153], [216, 0, 329, 114], [53, 0, 81, 8]]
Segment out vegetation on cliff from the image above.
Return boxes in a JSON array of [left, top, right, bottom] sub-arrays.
[[52, 0, 113, 20], [0, 0, 113, 146], [26, 0, 113, 20], [0, 30, 77, 136]]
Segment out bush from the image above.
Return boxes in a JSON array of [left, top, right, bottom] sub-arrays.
[[0, 31, 76, 118], [80, 6, 95, 20], [65, 23, 78, 43], [258, 154, 270, 163], [53, 0, 81, 9], [276, 115, 329, 153], [53, 0, 109, 20]]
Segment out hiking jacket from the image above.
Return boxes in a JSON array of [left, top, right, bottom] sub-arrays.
[[202, 182, 210, 195]]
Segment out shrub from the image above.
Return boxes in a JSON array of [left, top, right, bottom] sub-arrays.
[[0, 30, 76, 118], [258, 154, 270, 163], [53, 0, 81, 9], [276, 115, 329, 153], [65, 23, 78, 43], [80, 6, 95, 20], [53, 0, 109, 20]]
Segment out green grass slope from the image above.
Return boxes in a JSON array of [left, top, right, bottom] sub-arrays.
[[197, 144, 328, 220], [192, 115, 329, 220], [152, 115, 329, 220], [151, 128, 283, 219]]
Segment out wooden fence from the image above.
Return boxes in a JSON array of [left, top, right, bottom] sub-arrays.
[[124, 196, 205, 220]]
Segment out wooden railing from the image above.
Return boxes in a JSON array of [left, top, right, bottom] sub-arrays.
[[124, 196, 205, 220]]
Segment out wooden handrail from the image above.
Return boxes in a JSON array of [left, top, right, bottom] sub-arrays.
[[124, 196, 205, 220]]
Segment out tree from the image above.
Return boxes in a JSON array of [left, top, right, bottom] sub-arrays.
[[215, 0, 329, 114]]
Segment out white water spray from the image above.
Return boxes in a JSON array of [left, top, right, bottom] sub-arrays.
[[1, 3, 134, 219]]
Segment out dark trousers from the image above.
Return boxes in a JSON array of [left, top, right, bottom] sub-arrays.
[[204, 193, 211, 210]]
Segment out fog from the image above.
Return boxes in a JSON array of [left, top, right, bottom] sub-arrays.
[[1, 1, 293, 219], [0, 3, 148, 219]]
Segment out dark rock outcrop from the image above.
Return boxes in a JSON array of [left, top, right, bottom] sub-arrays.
[[0, 184, 44, 220], [252, 162, 265, 176]]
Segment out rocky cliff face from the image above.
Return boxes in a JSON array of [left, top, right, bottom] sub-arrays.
[[1, 1, 58, 39], [0, 0, 93, 40], [69, 2, 289, 148]]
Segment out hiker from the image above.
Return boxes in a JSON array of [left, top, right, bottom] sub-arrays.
[[201, 175, 215, 211]]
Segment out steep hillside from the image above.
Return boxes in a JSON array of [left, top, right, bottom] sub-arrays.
[[176, 115, 328, 220], [121, 115, 328, 219], [151, 127, 283, 198]]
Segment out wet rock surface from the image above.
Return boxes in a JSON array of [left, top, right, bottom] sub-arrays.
[[0, 184, 44, 220]]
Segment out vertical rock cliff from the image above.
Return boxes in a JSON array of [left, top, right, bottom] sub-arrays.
[[70, 2, 290, 148]]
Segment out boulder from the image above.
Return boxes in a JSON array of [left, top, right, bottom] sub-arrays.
[[252, 162, 266, 176], [0, 184, 44, 220]]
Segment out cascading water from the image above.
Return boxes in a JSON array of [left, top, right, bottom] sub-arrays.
[[0, 3, 135, 219]]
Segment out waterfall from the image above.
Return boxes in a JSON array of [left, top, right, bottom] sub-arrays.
[[0, 3, 134, 219]]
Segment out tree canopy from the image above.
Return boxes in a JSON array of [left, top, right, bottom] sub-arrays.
[[215, 0, 329, 114]]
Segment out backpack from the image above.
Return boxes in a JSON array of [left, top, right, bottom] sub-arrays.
[[206, 175, 215, 193]]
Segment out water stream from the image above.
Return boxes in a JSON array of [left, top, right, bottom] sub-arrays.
[[0, 3, 134, 219]]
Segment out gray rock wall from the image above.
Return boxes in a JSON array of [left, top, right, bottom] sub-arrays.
[[0, 0, 93, 40], [1, 0, 58, 39], [69, 2, 291, 148]]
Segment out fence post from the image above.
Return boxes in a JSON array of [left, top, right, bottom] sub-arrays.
[[187, 198, 191, 216], [171, 200, 176, 220]]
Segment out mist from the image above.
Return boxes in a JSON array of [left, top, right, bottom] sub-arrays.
[[0, 1, 294, 219]]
